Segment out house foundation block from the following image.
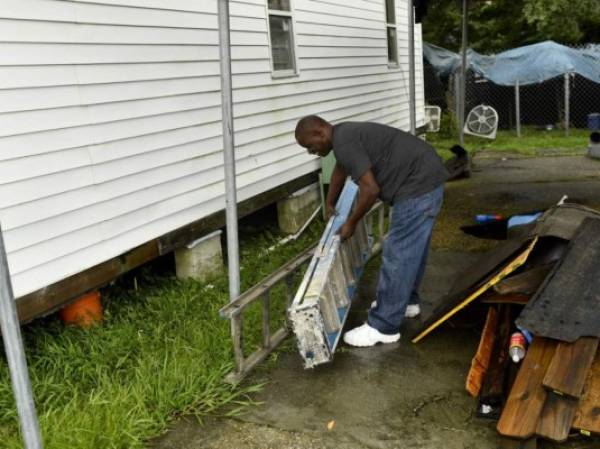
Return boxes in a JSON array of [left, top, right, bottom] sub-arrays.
[[277, 183, 321, 234], [175, 230, 223, 282]]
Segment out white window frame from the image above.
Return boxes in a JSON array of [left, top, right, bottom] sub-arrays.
[[385, 0, 399, 67], [265, 0, 300, 78]]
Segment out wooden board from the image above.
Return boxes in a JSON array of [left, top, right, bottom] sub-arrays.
[[573, 352, 600, 436], [466, 307, 498, 397], [497, 337, 557, 439], [493, 264, 553, 295], [536, 392, 578, 442], [543, 337, 599, 398], [481, 293, 530, 305], [480, 304, 513, 404]]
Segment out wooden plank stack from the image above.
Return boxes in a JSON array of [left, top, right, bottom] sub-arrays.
[[495, 337, 600, 444], [465, 219, 600, 446]]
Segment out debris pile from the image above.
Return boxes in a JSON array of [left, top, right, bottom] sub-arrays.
[[413, 204, 600, 447]]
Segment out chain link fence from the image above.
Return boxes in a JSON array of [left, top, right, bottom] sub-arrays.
[[424, 46, 600, 137]]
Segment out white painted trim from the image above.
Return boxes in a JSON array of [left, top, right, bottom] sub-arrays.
[[288, 182, 319, 198], [185, 229, 223, 250], [265, 0, 300, 78]]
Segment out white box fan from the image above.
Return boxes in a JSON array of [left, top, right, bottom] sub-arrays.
[[464, 104, 499, 139]]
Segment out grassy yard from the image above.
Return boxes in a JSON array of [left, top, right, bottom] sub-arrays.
[[428, 125, 590, 160], [0, 217, 324, 449]]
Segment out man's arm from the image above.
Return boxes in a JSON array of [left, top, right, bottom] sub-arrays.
[[325, 162, 347, 218], [339, 168, 380, 241]]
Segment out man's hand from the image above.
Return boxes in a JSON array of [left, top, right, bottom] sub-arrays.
[[338, 221, 356, 241], [325, 203, 337, 220]]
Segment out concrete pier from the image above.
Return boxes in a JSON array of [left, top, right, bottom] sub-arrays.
[[277, 183, 321, 234], [175, 230, 223, 282]]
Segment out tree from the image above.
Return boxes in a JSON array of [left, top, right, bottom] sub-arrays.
[[422, 0, 600, 53], [523, 0, 600, 44]]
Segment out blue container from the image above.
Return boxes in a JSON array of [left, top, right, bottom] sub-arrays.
[[588, 113, 600, 131]]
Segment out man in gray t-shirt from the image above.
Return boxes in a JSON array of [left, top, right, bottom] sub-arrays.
[[295, 115, 447, 347]]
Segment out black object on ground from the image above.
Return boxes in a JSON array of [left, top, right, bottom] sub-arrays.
[[445, 145, 470, 181]]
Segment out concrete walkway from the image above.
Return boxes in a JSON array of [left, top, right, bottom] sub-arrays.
[[153, 154, 600, 449]]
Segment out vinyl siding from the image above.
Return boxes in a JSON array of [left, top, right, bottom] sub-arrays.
[[0, 0, 425, 299]]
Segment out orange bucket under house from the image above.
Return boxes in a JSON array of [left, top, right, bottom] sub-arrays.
[[59, 291, 103, 327]]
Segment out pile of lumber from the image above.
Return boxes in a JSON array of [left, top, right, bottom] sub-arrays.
[[496, 336, 599, 444], [412, 205, 600, 448]]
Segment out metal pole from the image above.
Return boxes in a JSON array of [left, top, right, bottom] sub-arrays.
[[459, 0, 468, 145], [408, 0, 416, 135], [0, 224, 43, 449], [454, 74, 460, 129], [218, 0, 241, 301], [515, 79, 521, 137], [564, 73, 570, 137]]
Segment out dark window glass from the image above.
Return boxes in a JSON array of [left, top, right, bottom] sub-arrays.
[[385, 0, 396, 24], [269, 15, 295, 71], [387, 27, 398, 64], [268, 0, 291, 11]]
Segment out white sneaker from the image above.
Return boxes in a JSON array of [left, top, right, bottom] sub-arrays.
[[343, 323, 400, 347], [405, 304, 421, 318], [370, 301, 421, 318]]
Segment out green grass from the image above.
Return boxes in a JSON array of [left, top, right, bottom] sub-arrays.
[[0, 218, 324, 449], [428, 125, 589, 160]]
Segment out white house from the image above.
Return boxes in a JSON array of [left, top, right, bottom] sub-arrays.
[[0, 0, 426, 319]]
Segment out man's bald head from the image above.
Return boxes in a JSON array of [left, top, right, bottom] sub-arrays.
[[295, 115, 333, 157]]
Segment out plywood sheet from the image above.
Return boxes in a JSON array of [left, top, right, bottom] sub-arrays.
[[497, 338, 557, 439]]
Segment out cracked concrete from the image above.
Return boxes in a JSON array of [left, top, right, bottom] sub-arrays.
[[152, 154, 600, 449]]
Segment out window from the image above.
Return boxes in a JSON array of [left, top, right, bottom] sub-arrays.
[[267, 0, 297, 75], [385, 0, 398, 66]]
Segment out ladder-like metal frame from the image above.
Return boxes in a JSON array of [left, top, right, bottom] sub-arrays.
[[289, 182, 385, 368], [219, 244, 315, 384], [219, 181, 386, 381]]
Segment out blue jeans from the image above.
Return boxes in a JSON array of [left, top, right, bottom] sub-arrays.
[[368, 185, 444, 335]]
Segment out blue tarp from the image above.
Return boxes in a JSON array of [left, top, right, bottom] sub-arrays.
[[424, 40, 600, 86], [423, 42, 461, 77]]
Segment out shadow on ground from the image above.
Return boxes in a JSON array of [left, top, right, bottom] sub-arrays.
[[153, 154, 600, 449]]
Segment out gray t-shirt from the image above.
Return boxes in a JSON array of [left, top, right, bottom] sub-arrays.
[[332, 122, 447, 204]]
